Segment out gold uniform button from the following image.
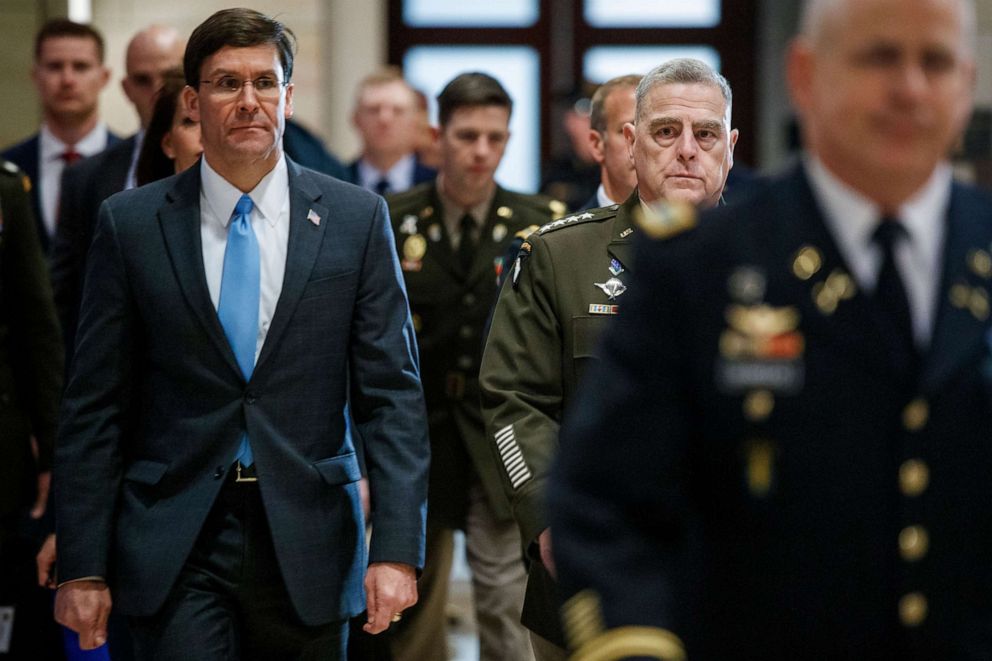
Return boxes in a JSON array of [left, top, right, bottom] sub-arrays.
[[899, 592, 928, 627], [898, 525, 929, 562], [743, 390, 774, 422], [902, 399, 929, 432], [899, 459, 929, 497]]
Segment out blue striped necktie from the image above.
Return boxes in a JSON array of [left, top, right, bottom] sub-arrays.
[[218, 193, 259, 466]]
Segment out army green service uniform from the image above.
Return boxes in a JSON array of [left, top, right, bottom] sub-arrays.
[[387, 181, 564, 661], [479, 192, 652, 653], [0, 159, 64, 658]]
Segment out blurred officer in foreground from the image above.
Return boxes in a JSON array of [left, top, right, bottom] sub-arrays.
[[550, 0, 990, 659], [386, 72, 562, 661], [480, 59, 737, 660], [0, 158, 63, 658]]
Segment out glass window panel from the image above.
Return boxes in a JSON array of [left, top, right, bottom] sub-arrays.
[[585, 0, 720, 27], [404, 0, 539, 27], [584, 46, 721, 85], [404, 46, 540, 193]]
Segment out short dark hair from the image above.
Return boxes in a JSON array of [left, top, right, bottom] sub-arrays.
[[590, 74, 641, 133], [184, 8, 297, 86], [35, 19, 105, 63], [436, 72, 512, 127], [136, 68, 188, 186]]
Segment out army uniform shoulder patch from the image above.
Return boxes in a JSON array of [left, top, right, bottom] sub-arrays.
[[634, 201, 696, 240], [537, 205, 619, 236]]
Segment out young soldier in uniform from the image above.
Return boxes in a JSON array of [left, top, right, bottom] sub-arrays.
[[386, 72, 564, 661]]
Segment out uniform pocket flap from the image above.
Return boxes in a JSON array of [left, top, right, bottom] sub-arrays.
[[572, 316, 608, 359], [313, 452, 361, 485], [124, 459, 168, 485]]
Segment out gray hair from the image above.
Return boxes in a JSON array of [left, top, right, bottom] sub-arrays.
[[635, 58, 733, 125]]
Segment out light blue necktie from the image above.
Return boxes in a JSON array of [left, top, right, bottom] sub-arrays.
[[218, 194, 259, 466]]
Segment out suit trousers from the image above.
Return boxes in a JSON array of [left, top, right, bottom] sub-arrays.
[[390, 482, 533, 661], [127, 477, 347, 661]]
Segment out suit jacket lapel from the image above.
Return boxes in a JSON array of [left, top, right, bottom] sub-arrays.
[[254, 160, 329, 372], [773, 164, 898, 380], [607, 193, 638, 274], [422, 184, 461, 281], [158, 166, 244, 380], [463, 186, 512, 287], [920, 183, 992, 393]]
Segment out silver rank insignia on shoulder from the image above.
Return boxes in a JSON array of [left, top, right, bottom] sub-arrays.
[[400, 214, 418, 235], [619, 227, 633, 239], [609, 258, 624, 276], [493, 223, 508, 242], [594, 277, 627, 300]]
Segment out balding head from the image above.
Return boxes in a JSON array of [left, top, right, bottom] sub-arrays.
[[800, 0, 976, 49], [788, 0, 976, 208], [122, 25, 185, 128]]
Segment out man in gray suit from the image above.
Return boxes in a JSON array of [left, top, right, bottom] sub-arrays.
[[53, 9, 429, 657]]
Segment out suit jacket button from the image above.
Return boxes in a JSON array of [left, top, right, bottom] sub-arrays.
[[214, 466, 225, 479], [245, 391, 257, 405]]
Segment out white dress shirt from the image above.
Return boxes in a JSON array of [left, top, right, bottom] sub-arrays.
[[357, 153, 416, 194], [199, 155, 290, 361], [595, 183, 616, 208], [804, 154, 950, 348], [39, 122, 110, 236], [124, 128, 145, 191]]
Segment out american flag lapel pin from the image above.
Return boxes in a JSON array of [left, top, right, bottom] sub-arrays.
[[307, 209, 321, 226]]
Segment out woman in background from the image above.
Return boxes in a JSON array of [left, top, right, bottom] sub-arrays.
[[135, 67, 202, 185]]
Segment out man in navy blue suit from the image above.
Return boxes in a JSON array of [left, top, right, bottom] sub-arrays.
[[551, 0, 992, 659], [1, 19, 117, 251], [53, 9, 429, 658], [348, 68, 436, 196]]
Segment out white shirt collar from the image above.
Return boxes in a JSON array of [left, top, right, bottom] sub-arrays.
[[39, 122, 109, 162], [804, 153, 949, 286], [200, 155, 289, 229], [358, 153, 416, 192], [804, 153, 951, 346], [596, 183, 615, 208]]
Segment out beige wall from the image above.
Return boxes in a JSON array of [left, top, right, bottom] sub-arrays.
[[4, 1, 992, 166], [0, 0, 386, 159]]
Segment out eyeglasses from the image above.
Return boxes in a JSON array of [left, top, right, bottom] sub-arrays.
[[198, 75, 287, 99]]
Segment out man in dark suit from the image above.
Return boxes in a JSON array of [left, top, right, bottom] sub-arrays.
[[0, 158, 64, 658], [578, 75, 640, 212], [2, 19, 117, 252], [53, 9, 429, 657], [348, 68, 436, 195], [385, 73, 563, 661], [480, 59, 737, 660], [51, 25, 185, 361], [550, 0, 990, 659]]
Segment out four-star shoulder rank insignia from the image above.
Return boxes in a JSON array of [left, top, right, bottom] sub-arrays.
[[634, 201, 695, 240]]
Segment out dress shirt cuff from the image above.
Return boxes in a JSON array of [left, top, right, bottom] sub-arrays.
[[56, 576, 106, 589]]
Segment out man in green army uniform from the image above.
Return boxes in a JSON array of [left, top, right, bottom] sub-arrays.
[[479, 58, 738, 660], [0, 158, 63, 657], [386, 72, 565, 661]]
